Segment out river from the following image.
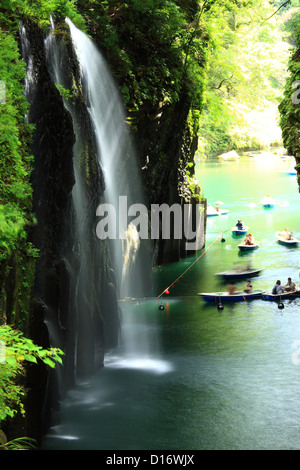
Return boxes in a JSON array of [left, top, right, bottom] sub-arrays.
[[42, 153, 300, 450]]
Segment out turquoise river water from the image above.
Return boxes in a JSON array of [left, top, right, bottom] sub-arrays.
[[43, 154, 300, 450]]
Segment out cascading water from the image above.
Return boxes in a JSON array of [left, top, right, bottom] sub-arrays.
[[42, 17, 161, 378], [65, 18, 150, 300], [19, 24, 35, 107], [64, 19, 166, 373]]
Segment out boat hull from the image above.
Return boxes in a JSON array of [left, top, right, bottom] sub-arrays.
[[198, 290, 265, 302], [215, 268, 262, 280], [207, 209, 229, 217], [276, 232, 299, 246], [238, 242, 260, 251], [262, 292, 300, 301], [232, 226, 249, 236]]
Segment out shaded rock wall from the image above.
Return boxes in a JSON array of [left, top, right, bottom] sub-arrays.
[[135, 88, 206, 264], [19, 18, 120, 438]]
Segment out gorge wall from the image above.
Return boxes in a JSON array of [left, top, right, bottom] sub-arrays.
[[1, 1, 207, 444], [279, 48, 300, 187], [19, 17, 121, 438]]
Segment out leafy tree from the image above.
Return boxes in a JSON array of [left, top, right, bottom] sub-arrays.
[[198, 0, 291, 155], [0, 324, 63, 424]]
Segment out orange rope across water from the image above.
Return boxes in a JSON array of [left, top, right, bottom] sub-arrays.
[[157, 234, 221, 299]]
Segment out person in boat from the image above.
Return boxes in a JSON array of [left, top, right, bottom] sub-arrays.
[[285, 277, 295, 292], [236, 220, 244, 230], [244, 233, 255, 245], [283, 228, 292, 240], [227, 283, 236, 295], [272, 280, 284, 295], [263, 194, 273, 204], [243, 280, 252, 293], [215, 203, 221, 212]]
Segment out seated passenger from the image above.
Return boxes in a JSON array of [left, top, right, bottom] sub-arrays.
[[245, 234, 255, 245], [243, 280, 252, 293], [285, 277, 295, 292], [283, 228, 292, 240], [227, 283, 236, 295], [236, 219, 244, 229], [272, 280, 284, 295]]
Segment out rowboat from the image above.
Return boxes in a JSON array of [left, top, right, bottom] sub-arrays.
[[215, 268, 262, 280], [238, 241, 260, 251], [260, 197, 275, 208], [207, 205, 229, 217], [232, 225, 248, 236], [275, 231, 299, 246], [198, 290, 265, 302], [262, 291, 300, 301]]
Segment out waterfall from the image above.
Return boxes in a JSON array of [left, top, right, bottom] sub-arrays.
[[42, 18, 121, 385], [19, 23, 35, 105], [66, 18, 149, 299], [20, 18, 157, 427], [62, 20, 162, 372]]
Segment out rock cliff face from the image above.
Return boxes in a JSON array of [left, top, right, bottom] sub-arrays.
[[134, 87, 206, 264], [279, 48, 300, 188], [20, 18, 120, 435]]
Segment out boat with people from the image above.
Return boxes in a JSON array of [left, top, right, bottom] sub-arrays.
[[198, 290, 265, 302], [275, 230, 299, 246], [207, 205, 229, 217], [232, 224, 248, 236], [215, 267, 262, 280], [238, 241, 260, 251], [260, 195, 275, 208], [262, 291, 300, 301]]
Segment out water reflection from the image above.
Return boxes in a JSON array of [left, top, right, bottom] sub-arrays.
[[104, 354, 173, 374]]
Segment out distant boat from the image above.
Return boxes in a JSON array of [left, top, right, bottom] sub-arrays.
[[262, 291, 300, 301], [260, 196, 275, 208], [198, 290, 265, 302], [238, 241, 260, 251], [207, 205, 229, 217], [215, 268, 262, 280], [232, 225, 248, 236], [276, 231, 299, 246]]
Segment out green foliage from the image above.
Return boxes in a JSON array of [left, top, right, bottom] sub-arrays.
[[0, 0, 85, 30], [55, 83, 72, 101], [76, 0, 208, 113], [0, 433, 36, 450], [198, 0, 291, 156], [278, 5, 300, 157], [0, 324, 64, 423], [0, 28, 35, 265]]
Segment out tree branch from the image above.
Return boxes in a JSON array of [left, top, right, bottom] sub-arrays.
[[262, 0, 291, 22], [211, 74, 234, 90]]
